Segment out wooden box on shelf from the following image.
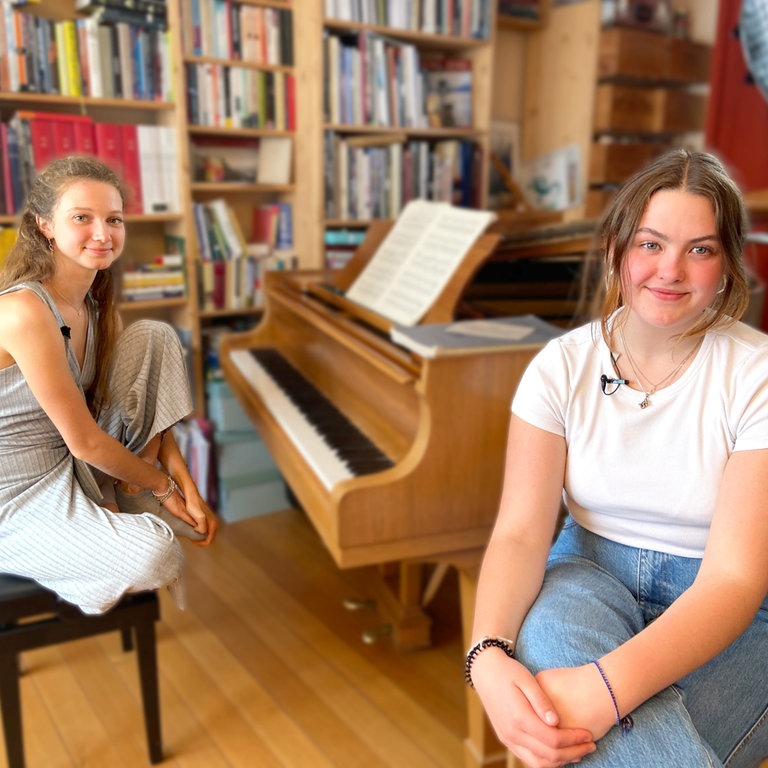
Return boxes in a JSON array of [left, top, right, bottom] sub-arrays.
[[588, 141, 669, 185], [593, 83, 706, 134], [598, 26, 711, 83]]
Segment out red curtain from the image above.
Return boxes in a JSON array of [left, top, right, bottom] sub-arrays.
[[705, 0, 768, 328], [705, 0, 768, 192]]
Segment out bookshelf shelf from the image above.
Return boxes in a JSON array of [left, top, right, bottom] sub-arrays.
[[199, 306, 263, 320], [188, 125, 293, 138], [323, 20, 491, 50], [183, 55, 293, 74], [0, 93, 175, 112], [118, 297, 189, 313], [326, 124, 486, 139], [191, 182, 295, 195]]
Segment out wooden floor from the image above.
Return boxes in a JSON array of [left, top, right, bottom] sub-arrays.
[[6, 508, 468, 768]]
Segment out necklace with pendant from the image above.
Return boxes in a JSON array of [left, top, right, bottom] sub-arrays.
[[618, 326, 701, 409], [49, 284, 85, 319]]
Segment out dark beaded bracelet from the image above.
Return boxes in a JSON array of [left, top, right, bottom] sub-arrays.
[[464, 635, 516, 688]]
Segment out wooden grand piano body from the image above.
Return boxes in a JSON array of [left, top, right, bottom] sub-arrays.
[[220, 220, 546, 568]]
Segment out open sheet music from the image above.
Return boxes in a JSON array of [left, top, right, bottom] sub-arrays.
[[345, 200, 496, 326]]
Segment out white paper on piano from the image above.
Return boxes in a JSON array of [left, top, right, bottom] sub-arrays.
[[344, 199, 496, 326], [390, 314, 563, 359]]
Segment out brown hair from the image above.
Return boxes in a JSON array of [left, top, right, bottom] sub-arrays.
[[0, 155, 125, 415], [582, 148, 750, 347]]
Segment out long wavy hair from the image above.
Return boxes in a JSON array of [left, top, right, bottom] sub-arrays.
[[581, 148, 750, 348], [0, 155, 125, 416]]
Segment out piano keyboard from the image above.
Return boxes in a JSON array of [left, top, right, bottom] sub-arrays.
[[229, 347, 394, 490]]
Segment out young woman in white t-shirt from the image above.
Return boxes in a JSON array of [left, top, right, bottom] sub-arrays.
[[467, 149, 768, 767]]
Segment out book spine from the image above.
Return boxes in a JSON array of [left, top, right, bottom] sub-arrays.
[[5, 120, 23, 214], [62, 20, 82, 96], [3, 5, 19, 92], [120, 123, 144, 214], [0, 124, 11, 215], [94, 121, 124, 177], [72, 117, 96, 155]]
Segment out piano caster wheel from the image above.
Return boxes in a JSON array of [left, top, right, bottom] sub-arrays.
[[361, 624, 392, 645], [342, 598, 377, 612]]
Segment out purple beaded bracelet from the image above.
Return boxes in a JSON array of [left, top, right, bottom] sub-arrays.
[[592, 660, 634, 735]]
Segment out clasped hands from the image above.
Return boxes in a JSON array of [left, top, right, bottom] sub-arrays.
[[161, 480, 217, 545], [473, 653, 619, 768]]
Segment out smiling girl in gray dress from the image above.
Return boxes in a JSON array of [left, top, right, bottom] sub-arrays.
[[0, 155, 216, 614]]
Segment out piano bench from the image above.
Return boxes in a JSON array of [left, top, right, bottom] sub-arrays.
[[0, 575, 163, 768]]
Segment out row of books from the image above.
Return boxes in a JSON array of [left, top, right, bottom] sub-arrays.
[[198, 247, 298, 312], [194, 198, 294, 260], [185, 63, 295, 130], [324, 227, 367, 270], [324, 30, 472, 129], [181, 0, 293, 66], [0, 111, 178, 216], [323, 0, 492, 40], [0, 5, 172, 100], [120, 248, 187, 302], [324, 134, 482, 220]]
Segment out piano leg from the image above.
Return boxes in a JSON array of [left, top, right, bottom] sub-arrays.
[[355, 562, 434, 650]]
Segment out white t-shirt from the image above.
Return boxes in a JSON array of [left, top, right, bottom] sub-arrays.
[[512, 319, 768, 557]]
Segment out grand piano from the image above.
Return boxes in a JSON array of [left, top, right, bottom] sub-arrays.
[[220, 216, 592, 768], [220, 213, 592, 640]]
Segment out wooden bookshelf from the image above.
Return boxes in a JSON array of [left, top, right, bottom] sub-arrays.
[[293, 1, 498, 267], [0, 0, 503, 412]]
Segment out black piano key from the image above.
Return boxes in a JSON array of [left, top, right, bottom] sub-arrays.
[[250, 348, 394, 476]]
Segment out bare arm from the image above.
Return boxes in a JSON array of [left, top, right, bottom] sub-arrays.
[[586, 448, 768, 722], [0, 292, 175, 497], [470, 414, 596, 767]]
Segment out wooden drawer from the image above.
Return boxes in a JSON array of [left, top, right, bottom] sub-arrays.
[[598, 27, 669, 80], [668, 38, 712, 83], [660, 89, 707, 133], [594, 84, 659, 133], [598, 27, 711, 84], [594, 84, 707, 134], [589, 142, 669, 184]]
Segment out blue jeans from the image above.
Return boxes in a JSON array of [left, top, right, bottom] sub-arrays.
[[515, 518, 768, 767]]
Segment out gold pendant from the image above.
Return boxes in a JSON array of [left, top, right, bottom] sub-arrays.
[[639, 395, 650, 409]]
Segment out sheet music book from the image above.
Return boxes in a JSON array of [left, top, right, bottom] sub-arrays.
[[345, 199, 496, 326], [390, 314, 562, 359]]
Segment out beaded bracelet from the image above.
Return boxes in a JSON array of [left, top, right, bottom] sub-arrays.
[[152, 474, 177, 505], [592, 660, 634, 735], [464, 635, 516, 688]]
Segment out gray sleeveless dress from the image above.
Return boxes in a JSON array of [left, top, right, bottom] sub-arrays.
[[0, 281, 191, 614]]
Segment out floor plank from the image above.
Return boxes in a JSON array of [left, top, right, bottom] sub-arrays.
[[0, 508, 467, 767]]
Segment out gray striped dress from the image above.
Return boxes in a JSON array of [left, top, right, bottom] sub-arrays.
[[0, 281, 192, 614]]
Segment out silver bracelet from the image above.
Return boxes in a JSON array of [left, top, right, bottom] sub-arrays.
[[152, 474, 177, 504], [464, 635, 516, 688]]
